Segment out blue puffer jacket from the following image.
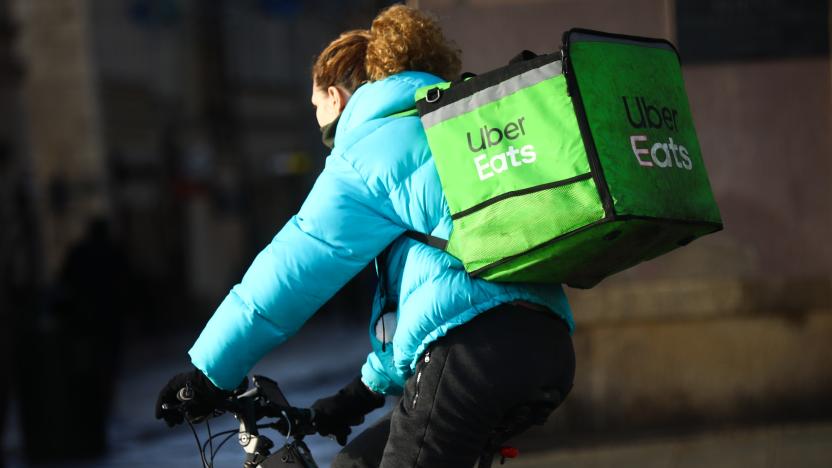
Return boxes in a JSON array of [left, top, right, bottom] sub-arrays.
[[189, 71, 574, 394]]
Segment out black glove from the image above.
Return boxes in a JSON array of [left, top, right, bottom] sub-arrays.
[[311, 375, 385, 445], [155, 368, 246, 427]]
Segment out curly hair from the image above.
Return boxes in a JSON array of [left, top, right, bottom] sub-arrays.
[[312, 5, 461, 93]]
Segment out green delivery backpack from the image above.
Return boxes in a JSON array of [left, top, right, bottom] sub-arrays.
[[406, 28, 723, 289]]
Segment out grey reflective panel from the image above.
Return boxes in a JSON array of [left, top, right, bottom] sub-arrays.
[[374, 311, 397, 343], [420, 60, 563, 129]]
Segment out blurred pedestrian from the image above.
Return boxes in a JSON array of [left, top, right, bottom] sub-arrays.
[[15, 217, 128, 462], [56, 217, 127, 435], [157, 6, 575, 467]]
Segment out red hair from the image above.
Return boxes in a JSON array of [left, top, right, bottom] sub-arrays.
[[312, 5, 461, 92]]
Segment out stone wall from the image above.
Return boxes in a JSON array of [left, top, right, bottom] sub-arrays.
[[13, 0, 108, 281]]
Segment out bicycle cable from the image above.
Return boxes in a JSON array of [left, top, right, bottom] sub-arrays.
[[207, 418, 215, 466], [281, 409, 293, 441], [196, 422, 282, 462], [211, 430, 239, 460], [186, 417, 211, 468], [183, 402, 309, 467]]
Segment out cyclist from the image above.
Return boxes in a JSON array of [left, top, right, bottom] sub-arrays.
[[156, 5, 575, 467]]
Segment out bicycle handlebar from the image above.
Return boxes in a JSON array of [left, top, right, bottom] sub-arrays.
[[165, 373, 507, 468], [162, 375, 317, 437]]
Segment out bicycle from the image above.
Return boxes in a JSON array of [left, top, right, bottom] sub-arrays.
[[164, 374, 531, 468], [163, 374, 319, 467]]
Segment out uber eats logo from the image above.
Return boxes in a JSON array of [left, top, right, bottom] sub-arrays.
[[466, 117, 537, 181], [623, 96, 693, 171]]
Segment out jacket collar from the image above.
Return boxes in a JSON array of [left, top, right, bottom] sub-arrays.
[[334, 71, 444, 150]]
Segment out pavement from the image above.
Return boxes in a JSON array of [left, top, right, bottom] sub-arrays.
[[3, 317, 831, 467], [508, 422, 832, 468]]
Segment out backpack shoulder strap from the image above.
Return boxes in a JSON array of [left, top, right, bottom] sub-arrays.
[[385, 109, 450, 251], [405, 231, 448, 250], [388, 108, 419, 118]]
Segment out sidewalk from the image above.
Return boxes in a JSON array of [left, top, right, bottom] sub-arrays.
[[509, 421, 832, 468]]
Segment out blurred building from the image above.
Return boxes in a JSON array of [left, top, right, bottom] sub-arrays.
[[0, 0, 26, 461], [1, 0, 830, 452], [6, 0, 393, 329], [3, 0, 393, 461]]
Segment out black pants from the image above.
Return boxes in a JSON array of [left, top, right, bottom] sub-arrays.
[[333, 303, 575, 468]]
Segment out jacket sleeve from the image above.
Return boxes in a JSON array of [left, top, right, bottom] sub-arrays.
[[189, 154, 405, 390], [362, 349, 406, 396]]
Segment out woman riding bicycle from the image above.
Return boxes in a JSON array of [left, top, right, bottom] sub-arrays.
[[156, 5, 575, 467]]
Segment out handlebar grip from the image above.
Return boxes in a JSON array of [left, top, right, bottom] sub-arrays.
[[286, 408, 318, 435]]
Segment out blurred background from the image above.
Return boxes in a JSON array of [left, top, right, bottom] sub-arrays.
[[0, 0, 830, 467]]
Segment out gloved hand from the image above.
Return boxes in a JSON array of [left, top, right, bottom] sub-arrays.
[[155, 368, 246, 427], [311, 375, 385, 445]]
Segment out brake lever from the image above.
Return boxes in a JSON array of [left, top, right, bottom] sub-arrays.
[[236, 386, 259, 399]]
